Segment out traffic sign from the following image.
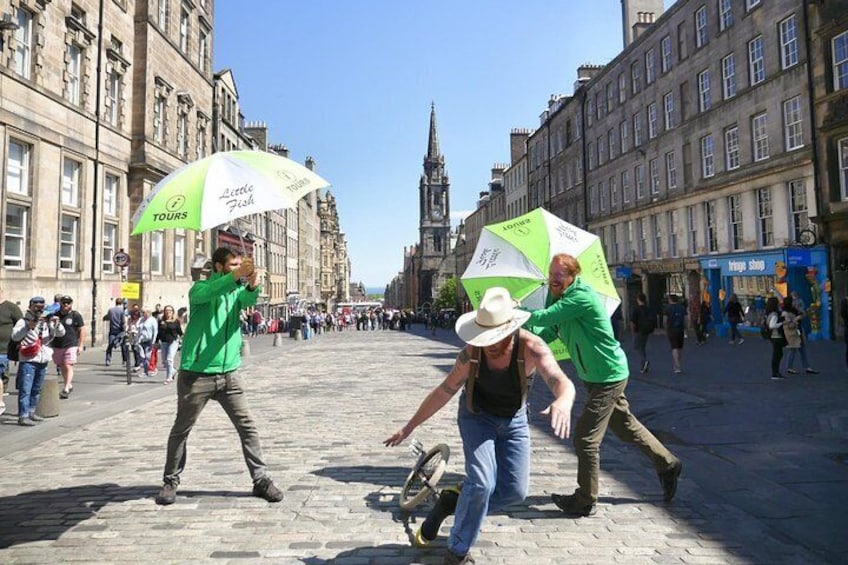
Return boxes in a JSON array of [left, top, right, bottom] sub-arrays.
[[113, 251, 131, 268]]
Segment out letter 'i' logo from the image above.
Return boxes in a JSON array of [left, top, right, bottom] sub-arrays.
[[166, 195, 186, 212]]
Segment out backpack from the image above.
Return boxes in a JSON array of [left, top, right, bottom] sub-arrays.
[[668, 305, 685, 329], [760, 315, 772, 340], [6, 338, 20, 362], [637, 306, 656, 333]]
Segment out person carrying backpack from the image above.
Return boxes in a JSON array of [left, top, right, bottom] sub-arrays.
[[664, 294, 687, 374], [630, 293, 655, 373]]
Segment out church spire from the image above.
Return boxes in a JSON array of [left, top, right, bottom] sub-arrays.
[[427, 102, 440, 160]]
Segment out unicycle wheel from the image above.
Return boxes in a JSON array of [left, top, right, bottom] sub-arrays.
[[399, 443, 450, 511]]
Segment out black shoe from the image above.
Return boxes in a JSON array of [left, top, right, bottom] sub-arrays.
[[28, 413, 45, 422], [806, 368, 819, 374], [641, 361, 650, 373], [416, 485, 461, 546], [155, 482, 177, 505], [443, 551, 475, 565], [59, 387, 72, 399], [252, 477, 283, 502], [551, 492, 596, 517], [659, 462, 682, 502], [771, 374, 786, 380], [17, 417, 37, 427]]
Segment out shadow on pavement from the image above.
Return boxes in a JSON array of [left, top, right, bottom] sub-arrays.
[[0, 483, 152, 549], [300, 542, 439, 565]]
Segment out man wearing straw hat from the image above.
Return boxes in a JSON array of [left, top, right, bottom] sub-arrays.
[[524, 253, 683, 518], [385, 286, 576, 565]]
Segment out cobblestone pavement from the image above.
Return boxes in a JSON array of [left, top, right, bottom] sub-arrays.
[[1, 326, 846, 564]]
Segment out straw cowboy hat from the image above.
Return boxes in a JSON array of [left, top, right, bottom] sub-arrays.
[[455, 287, 531, 347]]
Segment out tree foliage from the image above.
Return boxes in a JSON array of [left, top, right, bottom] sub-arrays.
[[434, 276, 459, 311]]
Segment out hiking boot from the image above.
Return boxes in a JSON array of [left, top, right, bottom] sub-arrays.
[[551, 493, 596, 517], [17, 417, 37, 427], [443, 551, 475, 565], [28, 413, 45, 422], [659, 462, 682, 502], [155, 482, 178, 505], [252, 477, 283, 502], [415, 485, 461, 546]]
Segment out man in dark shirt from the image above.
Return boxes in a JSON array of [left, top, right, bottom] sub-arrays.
[[0, 284, 23, 416], [104, 298, 127, 366], [51, 295, 85, 398]]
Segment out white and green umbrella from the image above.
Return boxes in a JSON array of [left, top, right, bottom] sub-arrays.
[[131, 150, 330, 237], [460, 207, 620, 359]]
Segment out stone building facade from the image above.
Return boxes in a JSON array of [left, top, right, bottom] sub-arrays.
[[318, 190, 351, 309], [297, 156, 321, 304]]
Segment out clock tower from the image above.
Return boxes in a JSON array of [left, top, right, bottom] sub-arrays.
[[418, 103, 452, 308]]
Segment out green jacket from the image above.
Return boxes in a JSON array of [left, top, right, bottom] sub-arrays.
[[524, 276, 628, 384], [179, 271, 258, 374]]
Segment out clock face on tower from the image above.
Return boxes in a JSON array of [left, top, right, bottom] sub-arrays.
[[432, 208, 443, 221]]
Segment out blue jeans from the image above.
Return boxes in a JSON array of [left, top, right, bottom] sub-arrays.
[[159, 341, 179, 380], [17, 361, 47, 418], [729, 321, 741, 341], [0, 353, 8, 382], [448, 397, 530, 557]]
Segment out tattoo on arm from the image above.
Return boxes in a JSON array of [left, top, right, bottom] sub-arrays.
[[457, 349, 470, 365], [439, 380, 460, 395]]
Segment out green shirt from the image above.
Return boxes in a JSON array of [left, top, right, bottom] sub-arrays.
[[525, 276, 629, 384], [0, 300, 23, 355]]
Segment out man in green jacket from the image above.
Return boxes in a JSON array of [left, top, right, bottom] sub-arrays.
[[156, 247, 283, 505], [524, 253, 681, 516]]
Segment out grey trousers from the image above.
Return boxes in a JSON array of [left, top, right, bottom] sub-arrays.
[[162, 369, 269, 485]]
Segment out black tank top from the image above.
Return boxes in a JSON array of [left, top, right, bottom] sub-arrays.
[[473, 333, 523, 418]]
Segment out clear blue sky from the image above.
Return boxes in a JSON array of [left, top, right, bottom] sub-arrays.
[[215, 1, 675, 288]]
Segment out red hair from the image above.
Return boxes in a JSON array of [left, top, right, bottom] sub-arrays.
[[551, 253, 581, 276]]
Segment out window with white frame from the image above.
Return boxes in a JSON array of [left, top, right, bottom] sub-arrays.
[[631, 61, 641, 94], [698, 69, 711, 112], [198, 24, 210, 73], [783, 96, 803, 151], [154, 95, 166, 143], [648, 102, 658, 139], [652, 215, 661, 257], [704, 200, 718, 252], [636, 163, 645, 199], [649, 158, 660, 195], [722, 53, 736, 99], [695, 6, 708, 49], [179, 4, 190, 54], [663, 92, 675, 129], [633, 111, 643, 146], [595, 93, 602, 120], [606, 82, 614, 113], [620, 120, 629, 153], [646, 49, 656, 84], [197, 123, 207, 159], [174, 234, 185, 276], [789, 179, 809, 242], [725, 125, 740, 170], [13, 8, 33, 79], [587, 97, 595, 127], [158, 0, 168, 30], [4, 204, 27, 268], [610, 176, 618, 208], [700, 134, 715, 178], [840, 137, 848, 200], [618, 72, 626, 103], [622, 170, 631, 204], [61, 158, 81, 206], [177, 111, 187, 157], [66, 44, 82, 105], [599, 180, 607, 212], [102, 222, 117, 273], [610, 225, 619, 262], [637, 219, 647, 260], [59, 214, 79, 271], [834, 31, 848, 91], [108, 70, 121, 126], [748, 36, 765, 86], [668, 210, 678, 257], [661, 35, 672, 73], [6, 140, 30, 195], [666, 151, 677, 189], [597, 135, 605, 165], [719, 0, 734, 31], [752, 112, 769, 161], [589, 185, 597, 215], [728, 193, 743, 250], [757, 187, 773, 247], [688, 205, 698, 254], [747, 0, 761, 10], [779, 15, 798, 70], [104, 173, 118, 215], [608, 129, 617, 160], [151, 231, 164, 274]]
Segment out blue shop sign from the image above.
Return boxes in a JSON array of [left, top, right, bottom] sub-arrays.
[[700, 251, 785, 275], [787, 248, 812, 267], [615, 266, 633, 279]]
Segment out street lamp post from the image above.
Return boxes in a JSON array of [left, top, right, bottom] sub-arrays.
[[89, 0, 105, 347]]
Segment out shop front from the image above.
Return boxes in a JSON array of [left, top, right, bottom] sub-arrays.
[[630, 258, 701, 329], [699, 246, 830, 341]]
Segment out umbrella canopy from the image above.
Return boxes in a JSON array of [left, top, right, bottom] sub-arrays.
[[131, 150, 331, 236], [460, 207, 620, 359]]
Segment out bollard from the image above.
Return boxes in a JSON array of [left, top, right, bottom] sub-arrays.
[[35, 379, 61, 418], [273, 332, 283, 347], [240, 340, 251, 357], [295, 329, 303, 341]]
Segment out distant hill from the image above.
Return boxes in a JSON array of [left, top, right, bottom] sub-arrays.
[[365, 287, 384, 297]]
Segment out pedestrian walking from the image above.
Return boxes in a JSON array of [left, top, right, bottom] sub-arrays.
[[135, 309, 158, 377], [694, 299, 711, 345], [155, 248, 283, 506], [781, 296, 818, 375], [384, 287, 575, 565], [629, 293, 655, 373], [104, 298, 127, 366], [51, 295, 85, 398], [724, 294, 744, 345], [158, 305, 183, 384], [11, 297, 65, 426], [524, 253, 682, 517], [665, 294, 687, 374], [0, 284, 23, 416], [765, 296, 787, 380]]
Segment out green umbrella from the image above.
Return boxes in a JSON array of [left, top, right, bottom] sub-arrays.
[[131, 150, 330, 238], [460, 207, 620, 359]]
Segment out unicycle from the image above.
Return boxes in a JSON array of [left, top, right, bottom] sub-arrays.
[[399, 439, 451, 511]]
